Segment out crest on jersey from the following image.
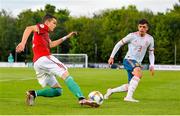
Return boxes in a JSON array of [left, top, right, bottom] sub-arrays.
[[40, 24, 44, 28]]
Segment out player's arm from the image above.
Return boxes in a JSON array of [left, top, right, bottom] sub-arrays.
[[149, 50, 155, 76], [108, 34, 132, 65], [49, 31, 77, 48], [16, 25, 38, 53], [149, 38, 155, 76], [108, 40, 125, 65]]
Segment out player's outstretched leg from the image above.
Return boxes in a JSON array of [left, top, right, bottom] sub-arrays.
[[26, 90, 36, 106], [64, 75, 99, 107], [104, 84, 128, 99], [124, 76, 140, 102], [26, 88, 62, 106], [36, 87, 62, 97]]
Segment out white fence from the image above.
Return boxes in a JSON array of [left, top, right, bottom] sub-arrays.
[[0, 62, 180, 71], [0, 62, 26, 67], [154, 65, 180, 71]]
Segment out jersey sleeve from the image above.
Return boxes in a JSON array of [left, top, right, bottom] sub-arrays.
[[36, 24, 49, 34], [149, 37, 154, 51], [121, 33, 133, 44], [110, 33, 133, 58]]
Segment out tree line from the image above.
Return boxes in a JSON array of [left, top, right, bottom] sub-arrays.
[[0, 2, 180, 64]]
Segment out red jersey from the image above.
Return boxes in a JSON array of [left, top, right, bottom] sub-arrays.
[[32, 24, 51, 62]]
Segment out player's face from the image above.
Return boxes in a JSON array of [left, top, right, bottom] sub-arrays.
[[138, 24, 148, 36], [47, 18, 57, 32]]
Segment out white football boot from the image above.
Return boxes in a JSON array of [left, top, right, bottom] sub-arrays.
[[124, 97, 139, 102], [26, 90, 36, 106]]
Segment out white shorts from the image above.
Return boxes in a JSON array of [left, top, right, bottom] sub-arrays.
[[34, 55, 68, 87]]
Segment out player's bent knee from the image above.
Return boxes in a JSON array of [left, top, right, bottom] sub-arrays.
[[61, 71, 69, 80], [54, 88, 63, 96], [125, 84, 129, 91], [132, 67, 142, 78]]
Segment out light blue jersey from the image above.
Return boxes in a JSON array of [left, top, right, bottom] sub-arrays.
[[122, 32, 154, 63], [109, 31, 155, 81]]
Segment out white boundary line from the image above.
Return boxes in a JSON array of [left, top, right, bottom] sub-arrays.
[[0, 78, 35, 82]]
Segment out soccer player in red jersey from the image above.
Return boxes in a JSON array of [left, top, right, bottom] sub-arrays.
[[16, 14, 98, 107]]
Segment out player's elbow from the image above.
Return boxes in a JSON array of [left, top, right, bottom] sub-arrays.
[[149, 50, 154, 55], [49, 42, 55, 48]]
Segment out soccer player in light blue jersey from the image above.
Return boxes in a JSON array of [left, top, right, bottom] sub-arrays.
[[104, 19, 155, 102]]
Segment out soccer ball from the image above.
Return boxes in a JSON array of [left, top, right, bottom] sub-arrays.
[[88, 91, 104, 105]]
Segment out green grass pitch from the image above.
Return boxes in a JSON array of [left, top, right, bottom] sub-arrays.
[[0, 67, 180, 115]]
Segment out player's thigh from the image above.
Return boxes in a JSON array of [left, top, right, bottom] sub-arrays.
[[123, 59, 135, 71], [36, 74, 60, 88], [123, 59, 142, 78], [47, 75, 62, 88], [34, 56, 69, 79], [48, 55, 68, 77]]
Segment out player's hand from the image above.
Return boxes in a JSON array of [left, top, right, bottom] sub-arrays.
[[108, 57, 114, 65], [16, 42, 25, 53], [149, 65, 154, 76], [67, 31, 78, 38]]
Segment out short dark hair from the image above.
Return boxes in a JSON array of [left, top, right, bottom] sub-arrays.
[[42, 14, 57, 23], [138, 19, 149, 25]]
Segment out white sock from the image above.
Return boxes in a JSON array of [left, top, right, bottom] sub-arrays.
[[111, 84, 128, 93], [126, 76, 140, 98]]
